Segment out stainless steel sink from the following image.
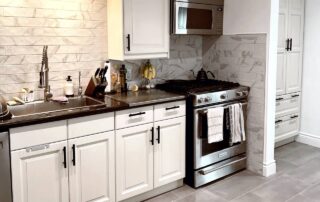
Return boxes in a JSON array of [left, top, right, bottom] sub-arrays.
[[9, 96, 105, 118]]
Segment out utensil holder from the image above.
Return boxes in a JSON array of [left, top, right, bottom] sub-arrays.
[[85, 76, 108, 98]]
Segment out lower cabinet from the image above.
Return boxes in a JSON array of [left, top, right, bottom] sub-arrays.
[[154, 117, 185, 188], [11, 141, 69, 202], [116, 117, 186, 201], [11, 132, 115, 202], [69, 132, 115, 202], [116, 123, 154, 201]]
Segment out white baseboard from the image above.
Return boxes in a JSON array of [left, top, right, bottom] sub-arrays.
[[296, 132, 320, 148], [263, 161, 276, 177]]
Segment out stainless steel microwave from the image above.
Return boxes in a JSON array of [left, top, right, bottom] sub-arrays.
[[171, 0, 224, 35]]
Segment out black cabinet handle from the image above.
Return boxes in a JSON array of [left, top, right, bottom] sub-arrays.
[[63, 146, 67, 168], [129, 112, 146, 117], [291, 94, 299, 98], [275, 120, 283, 124], [156, 126, 160, 144], [276, 98, 284, 101], [127, 34, 131, 51], [72, 144, 76, 166], [291, 115, 299, 119], [165, 106, 180, 111], [289, 38, 293, 51], [286, 38, 290, 51], [150, 127, 154, 145]]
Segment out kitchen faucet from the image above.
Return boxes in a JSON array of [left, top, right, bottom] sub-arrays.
[[39, 45, 53, 102]]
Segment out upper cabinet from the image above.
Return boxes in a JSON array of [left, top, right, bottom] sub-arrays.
[[276, 0, 304, 95], [107, 0, 170, 61]]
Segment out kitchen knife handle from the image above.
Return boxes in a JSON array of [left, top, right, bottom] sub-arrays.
[[127, 34, 131, 51], [94, 68, 100, 77]]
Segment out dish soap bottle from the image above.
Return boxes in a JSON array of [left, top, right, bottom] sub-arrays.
[[64, 76, 74, 97]]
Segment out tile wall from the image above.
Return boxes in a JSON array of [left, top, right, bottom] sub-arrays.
[[0, 0, 108, 100], [203, 34, 267, 174]]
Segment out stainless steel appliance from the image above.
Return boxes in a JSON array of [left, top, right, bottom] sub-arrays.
[[157, 80, 249, 187], [171, 0, 224, 35], [0, 131, 13, 202]]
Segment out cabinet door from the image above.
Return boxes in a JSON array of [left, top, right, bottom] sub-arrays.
[[154, 117, 186, 188], [286, 51, 302, 93], [123, 0, 169, 55], [276, 53, 287, 95], [11, 141, 69, 202], [278, 0, 289, 52], [116, 123, 154, 201], [69, 132, 115, 202]]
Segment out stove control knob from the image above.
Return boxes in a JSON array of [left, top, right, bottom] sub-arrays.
[[220, 94, 227, 99], [236, 92, 243, 97], [198, 98, 204, 103], [205, 97, 212, 102]]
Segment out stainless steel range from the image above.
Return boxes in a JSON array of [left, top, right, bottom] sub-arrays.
[[157, 79, 249, 188]]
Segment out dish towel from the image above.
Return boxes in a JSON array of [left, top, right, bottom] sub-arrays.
[[207, 107, 224, 144], [229, 103, 246, 143]]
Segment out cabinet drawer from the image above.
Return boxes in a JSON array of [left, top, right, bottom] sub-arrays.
[[68, 113, 114, 139], [154, 101, 186, 121], [275, 114, 299, 138], [10, 121, 67, 151], [116, 106, 153, 129], [276, 93, 300, 117]]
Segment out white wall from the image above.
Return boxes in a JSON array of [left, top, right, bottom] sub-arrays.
[[300, 0, 320, 140], [223, 0, 270, 34]]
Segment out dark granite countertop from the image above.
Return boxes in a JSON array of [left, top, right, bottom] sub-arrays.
[[0, 89, 185, 130], [106, 89, 186, 107]]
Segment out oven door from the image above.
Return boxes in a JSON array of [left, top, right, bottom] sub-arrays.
[[193, 101, 247, 170], [173, 1, 223, 35]]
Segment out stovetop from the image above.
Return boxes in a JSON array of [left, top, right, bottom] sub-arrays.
[[157, 80, 240, 94], [157, 80, 249, 107]]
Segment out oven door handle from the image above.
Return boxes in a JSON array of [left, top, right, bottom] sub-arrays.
[[199, 156, 247, 175]]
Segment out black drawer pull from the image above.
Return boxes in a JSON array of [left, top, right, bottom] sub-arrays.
[[129, 112, 146, 117], [291, 115, 299, 119], [156, 126, 160, 144], [285, 38, 290, 51], [150, 127, 154, 145], [165, 106, 180, 111], [276, 98, 284, 101], [289, 38, 293, 51], [126, 34, 131, 51], [63, 146, 67, 169], [275, 120, 283, 124], [72, 144, 76, 166], [291, 94, 299, 98]]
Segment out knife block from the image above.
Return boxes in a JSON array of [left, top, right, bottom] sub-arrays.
[[85, 76, 108, 98]]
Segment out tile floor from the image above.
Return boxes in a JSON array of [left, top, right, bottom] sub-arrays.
[[145, 142, 320, 202]]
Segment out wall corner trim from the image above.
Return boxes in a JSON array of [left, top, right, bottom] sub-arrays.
[[263, 160, 276, 177]]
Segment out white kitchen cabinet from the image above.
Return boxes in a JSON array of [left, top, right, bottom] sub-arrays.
[[276, 0, 304, 95], [68, 132, 115, 202], [107, 0, 169, 60], [11, 141, 69, 202], [116, 123, 154, 201], [154, 117, 185, 188]]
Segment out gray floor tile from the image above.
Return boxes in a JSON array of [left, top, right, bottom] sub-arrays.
[[300, 182, 320, 201], [275, 159, 298, 175], [286, 194, 316, 202], [144, 191, 178, 202], [231, 192, 266, 202], [205, 170, 268, 201], [249, 175, 308, 202], [176, 189, 227, 202], [171, 185, 196, 200]]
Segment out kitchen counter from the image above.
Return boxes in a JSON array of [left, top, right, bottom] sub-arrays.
[[0, 89, 185, 130], [106, 89, 186, 107]]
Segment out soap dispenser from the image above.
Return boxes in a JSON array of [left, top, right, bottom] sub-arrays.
[[64, 76, 74, 97]]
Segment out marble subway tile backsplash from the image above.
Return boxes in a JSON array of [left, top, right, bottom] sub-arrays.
[[203, 34, 267, 174], [0, 0, 108, 100]]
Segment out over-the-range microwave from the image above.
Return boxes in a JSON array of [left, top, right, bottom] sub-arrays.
[[171, 0, 224, 35]]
